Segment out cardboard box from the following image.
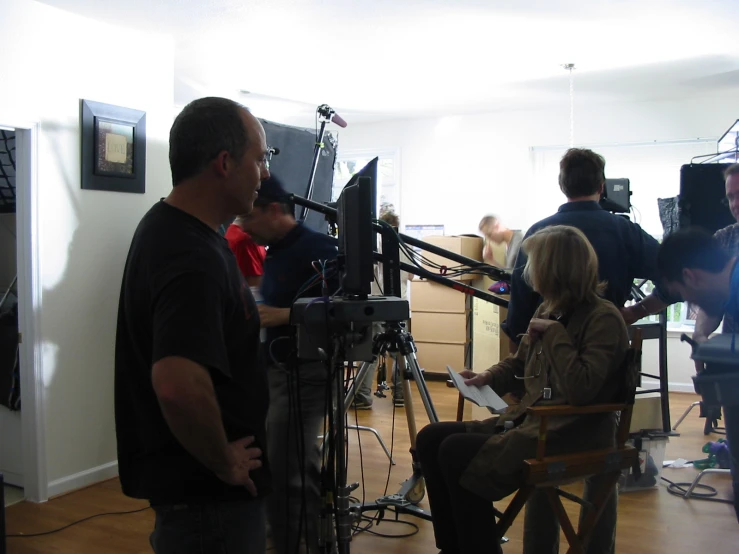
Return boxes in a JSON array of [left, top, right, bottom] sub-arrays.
[[410, 280, 469, 314], [419, 235, 483, 281], [412, 311, 469, 344], [471, 295, 510, 371], [630, 390, 663, 433], [415, 341, 468, 375]]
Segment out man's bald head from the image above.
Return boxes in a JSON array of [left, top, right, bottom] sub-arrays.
[[169, 97, 254, 186]]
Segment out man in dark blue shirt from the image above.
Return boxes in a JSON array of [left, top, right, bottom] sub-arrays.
[[503, 148, 671, 343], [657, 228, 739, 340], [240, 175, 338, 554], [505, 148, 671, 554]]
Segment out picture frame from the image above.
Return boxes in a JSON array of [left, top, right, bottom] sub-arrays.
[[80, 99, 146, 193]]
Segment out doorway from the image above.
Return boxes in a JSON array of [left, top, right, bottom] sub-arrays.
[[0, 128, 22, 507], [0, 122, 45, 504]]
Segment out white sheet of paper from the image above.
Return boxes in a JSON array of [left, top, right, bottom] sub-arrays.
[[446, 365, 508, 414]]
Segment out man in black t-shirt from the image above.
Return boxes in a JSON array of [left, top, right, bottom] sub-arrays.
[[240, 175, 338, 554], [115, 97, 271, 554]]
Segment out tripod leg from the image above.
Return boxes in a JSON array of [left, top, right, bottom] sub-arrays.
[[405, 352, 439, 423], [345, 361, 373, 410]]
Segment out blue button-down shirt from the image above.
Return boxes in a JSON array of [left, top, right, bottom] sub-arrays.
[[502, 201, 672, 342]]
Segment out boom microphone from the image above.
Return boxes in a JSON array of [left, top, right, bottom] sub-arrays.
[[317, 104, 348, 128], [330, 112, 347, 128]]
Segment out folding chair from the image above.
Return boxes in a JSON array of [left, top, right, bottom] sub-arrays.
[[492, 330, 643, 553]]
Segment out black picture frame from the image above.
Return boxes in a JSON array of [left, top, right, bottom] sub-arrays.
[[81, 99, 146, 193]]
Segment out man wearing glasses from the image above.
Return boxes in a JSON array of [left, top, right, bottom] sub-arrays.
[[692, 163, 739, 366]]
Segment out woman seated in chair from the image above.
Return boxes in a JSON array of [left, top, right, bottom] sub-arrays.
[[416, 225, 630, 554]]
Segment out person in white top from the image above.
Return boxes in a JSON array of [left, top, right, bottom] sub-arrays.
[[479, 214, 524, 270], [354, 210, 412, 409]]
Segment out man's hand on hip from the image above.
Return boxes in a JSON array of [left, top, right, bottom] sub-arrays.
[[215, 436, 263, 495]]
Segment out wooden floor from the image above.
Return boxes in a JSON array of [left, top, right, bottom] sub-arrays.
[[5, 384, 739, 553]]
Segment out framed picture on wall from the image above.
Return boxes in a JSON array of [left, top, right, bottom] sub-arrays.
[[80, 99, 146, 193]]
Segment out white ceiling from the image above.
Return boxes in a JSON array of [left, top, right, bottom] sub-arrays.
[[39, 0, 739, 124]]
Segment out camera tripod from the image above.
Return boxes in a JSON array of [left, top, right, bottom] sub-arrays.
[[346, 321, 439, 522], [317, 320, 440, 554]]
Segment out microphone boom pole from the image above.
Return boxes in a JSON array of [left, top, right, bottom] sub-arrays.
[[301, 104, 346, 222]]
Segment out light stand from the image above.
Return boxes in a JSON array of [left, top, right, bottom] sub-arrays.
[[300, 104, 340, 222]]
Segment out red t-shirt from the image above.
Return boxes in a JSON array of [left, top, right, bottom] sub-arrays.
[[225, 224, 267, 278]]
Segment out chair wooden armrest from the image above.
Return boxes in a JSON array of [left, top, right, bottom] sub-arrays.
[[523, 445, 638, 485], [526, 403, 629, 417]]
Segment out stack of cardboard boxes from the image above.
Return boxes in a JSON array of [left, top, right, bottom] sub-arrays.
[[410, 236, 511, 390]]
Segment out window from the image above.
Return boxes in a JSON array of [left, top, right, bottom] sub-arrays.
[[332, 151, 399, 217]]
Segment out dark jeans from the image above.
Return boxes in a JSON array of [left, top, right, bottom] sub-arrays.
[[149, 499, 265, 554], [266, 363, 328, 554], [416, 422, 502, 554]]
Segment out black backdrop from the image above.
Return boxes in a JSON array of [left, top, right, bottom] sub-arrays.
[[260, 119, 338, 233], [679, 163, 734, 235]]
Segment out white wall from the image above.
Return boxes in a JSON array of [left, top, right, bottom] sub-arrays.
[[337, 90, 739, 391], [0, 0, 174, 495], [337, 91, 739, 236]]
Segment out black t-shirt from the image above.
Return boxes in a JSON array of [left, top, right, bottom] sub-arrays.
[[115, 201, 270, 504]]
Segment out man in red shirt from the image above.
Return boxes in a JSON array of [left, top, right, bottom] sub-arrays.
[[225, 216, 267, 287]]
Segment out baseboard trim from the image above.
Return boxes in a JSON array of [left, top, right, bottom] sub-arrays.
[[641, 379, 696, 394], [47, 460, 118, 499]]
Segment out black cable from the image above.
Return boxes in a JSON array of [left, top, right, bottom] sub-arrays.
[[357, 514, 419, 539], [376, 219, 499, 280], [6, 506, 151, 538], [661, 476, 734, 504]]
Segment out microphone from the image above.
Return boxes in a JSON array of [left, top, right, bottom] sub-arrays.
[[317, 104, 348, 128], [330, 112, 347, 128]]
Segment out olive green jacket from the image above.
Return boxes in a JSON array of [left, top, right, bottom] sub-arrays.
[[461, 297, 629, 500]]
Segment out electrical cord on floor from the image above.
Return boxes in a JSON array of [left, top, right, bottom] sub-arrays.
[[347, 496, 420, 539], [6, 506, 151, 538], [661, 476, 735, 504]]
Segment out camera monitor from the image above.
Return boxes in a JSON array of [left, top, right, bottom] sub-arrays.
[[600, 178, 631, 213], [337, 162, 376, 297]]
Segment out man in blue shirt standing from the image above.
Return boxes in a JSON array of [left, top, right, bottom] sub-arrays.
[[504, 148, 673, 554], [240, 175, 338, 554], [503, 148, 672, 344]]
